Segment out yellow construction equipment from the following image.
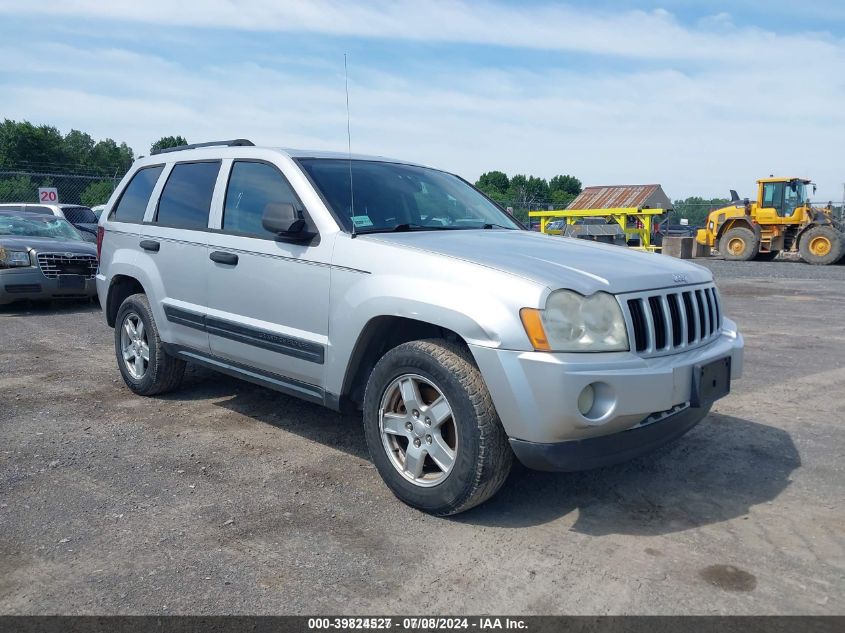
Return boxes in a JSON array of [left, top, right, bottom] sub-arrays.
[[529, 207, 666, 251], [695, 177, 845, 265]]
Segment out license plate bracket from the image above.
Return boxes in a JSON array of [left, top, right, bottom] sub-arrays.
[[691, 356, 731, 407], [58, 275, 85, 290]]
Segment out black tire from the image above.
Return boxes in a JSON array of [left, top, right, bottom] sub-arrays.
[[754, 251, 779, 261], [799, 226, 845, 265], [362, 339, 513, 516], [720, 227, 758, 261], [114, 293, 185, 395]]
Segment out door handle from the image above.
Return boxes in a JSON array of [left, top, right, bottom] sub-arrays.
[[210, 251, 239, 266], [140, 240, 160, 252]]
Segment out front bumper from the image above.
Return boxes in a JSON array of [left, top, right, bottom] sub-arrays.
[[510, 403, 710, 471], [0, 267, 97, 304], [469, 318, 743, 450]]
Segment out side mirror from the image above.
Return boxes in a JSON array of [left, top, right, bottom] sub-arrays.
[[262, 202, 307, 238]]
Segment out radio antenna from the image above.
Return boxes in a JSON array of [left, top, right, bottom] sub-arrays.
[[344, 53, 357, 238]]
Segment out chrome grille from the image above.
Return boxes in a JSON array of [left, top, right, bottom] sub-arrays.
[[36, 253, 97, 279], [621, 284, 722, 357]]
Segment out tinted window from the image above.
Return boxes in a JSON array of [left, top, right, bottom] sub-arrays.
[[61, 206, 98, 223], [156, 162, 220, 229], [0, 204, 23, 212], [223, 161, 306, 236], [112, 166, 164, 223]]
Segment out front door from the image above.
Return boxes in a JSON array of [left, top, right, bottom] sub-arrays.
[[205, 160, 332, 392]]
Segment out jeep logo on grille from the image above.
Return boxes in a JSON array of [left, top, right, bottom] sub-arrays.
[[673, 273, 688, 283]]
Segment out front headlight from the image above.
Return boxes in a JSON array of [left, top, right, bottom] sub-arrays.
[[520, 290, 629, 352], [0, 247, 31, 268]]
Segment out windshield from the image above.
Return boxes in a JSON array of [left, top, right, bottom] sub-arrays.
[[0, 215, 83, 241], [298, 159, 521, 233]]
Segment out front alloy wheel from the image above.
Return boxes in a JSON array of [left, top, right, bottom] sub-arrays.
[[362, 339, 513, 515], [379, 373, 457, 486]]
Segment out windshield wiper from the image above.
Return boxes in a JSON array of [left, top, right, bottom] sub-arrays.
[[482, 223, 514, 230], [357, 223, 453, 234]]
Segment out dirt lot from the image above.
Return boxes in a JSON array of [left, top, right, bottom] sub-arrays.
[[1, 259, 843, 615]]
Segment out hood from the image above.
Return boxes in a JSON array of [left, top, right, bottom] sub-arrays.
[[0, 236, 97, 256], [364, 230, 712, 295]]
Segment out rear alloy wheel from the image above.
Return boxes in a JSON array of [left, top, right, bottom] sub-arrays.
[[799, 226, 845, 265], [720, 227, 759, 261], [114, 293, 186, 395], [363, 339, 512, 515], [120, 311, 149, 380]]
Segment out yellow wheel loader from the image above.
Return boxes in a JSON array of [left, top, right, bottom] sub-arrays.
[[696, 177, 845, 265]]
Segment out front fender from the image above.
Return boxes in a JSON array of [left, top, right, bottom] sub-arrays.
[[323, 258, 546, 396]]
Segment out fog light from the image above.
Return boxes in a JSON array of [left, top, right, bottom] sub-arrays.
[[577, 384, 595, 416]]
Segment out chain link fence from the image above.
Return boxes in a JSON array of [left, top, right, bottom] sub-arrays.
[[0, 165, 127, 208]]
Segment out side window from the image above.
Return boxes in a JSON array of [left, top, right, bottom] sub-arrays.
[[62, 206, 98, 223], [155, 161, 221, 229], [762, 182, 784, 213], [223, 161, 307, 237], [112, 166, 164, 223]]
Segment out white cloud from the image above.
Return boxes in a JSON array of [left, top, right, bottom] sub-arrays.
[[0, 0, 841, 65], [0, 1, 844, 200]]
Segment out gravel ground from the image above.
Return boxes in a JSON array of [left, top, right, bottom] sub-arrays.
[[0, 260, 843, 615]]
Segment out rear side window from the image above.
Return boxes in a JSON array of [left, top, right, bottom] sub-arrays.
[[61, 206, 97, 223], [112, 166, 164, 223], [155, 161, 221, 229], [223, 161, 306, 237]]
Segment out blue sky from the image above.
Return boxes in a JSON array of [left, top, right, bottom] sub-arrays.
[[1, 0, 844, 201]]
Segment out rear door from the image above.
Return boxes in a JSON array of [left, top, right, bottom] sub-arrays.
[[205, 159, 331, 392], [140, 160, 222, 353], [102, 163, 166, 298]]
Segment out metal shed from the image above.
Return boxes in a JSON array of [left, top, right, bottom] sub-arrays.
[[567, 184, 673, 211]]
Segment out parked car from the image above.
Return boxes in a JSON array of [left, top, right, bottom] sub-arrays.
[[0, 203, 99, 242], [97, 139, 744, 515], [90, 204, 107, 220], [0, 212, 98, 305]]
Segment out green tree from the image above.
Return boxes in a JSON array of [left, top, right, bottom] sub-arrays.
[[549, 174, 582, 196], [0, 120, 134, 175], [150, 135, 188, 154], [507, 174, 549, 209], [0, 175, 36, 201], [63, 129, 96, 167], [80, 180, 115, 207], [475, 170, 509, 196], [550, 189, 577, 208], [0, 120, 67, 168], [89, 138, 134, 174]]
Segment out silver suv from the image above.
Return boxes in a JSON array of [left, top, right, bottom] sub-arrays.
[[96, 139, 743, 515]]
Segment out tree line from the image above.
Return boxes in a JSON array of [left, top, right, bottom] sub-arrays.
[[0, 120, 187, 206], [474, 170, 583, 222], [0, 119, 732, 224]]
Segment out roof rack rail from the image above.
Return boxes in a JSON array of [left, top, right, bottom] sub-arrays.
[[150, 139, 255, 155]]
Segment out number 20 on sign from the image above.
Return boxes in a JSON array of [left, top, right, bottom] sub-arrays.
[[38, 187, 59, 203]]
